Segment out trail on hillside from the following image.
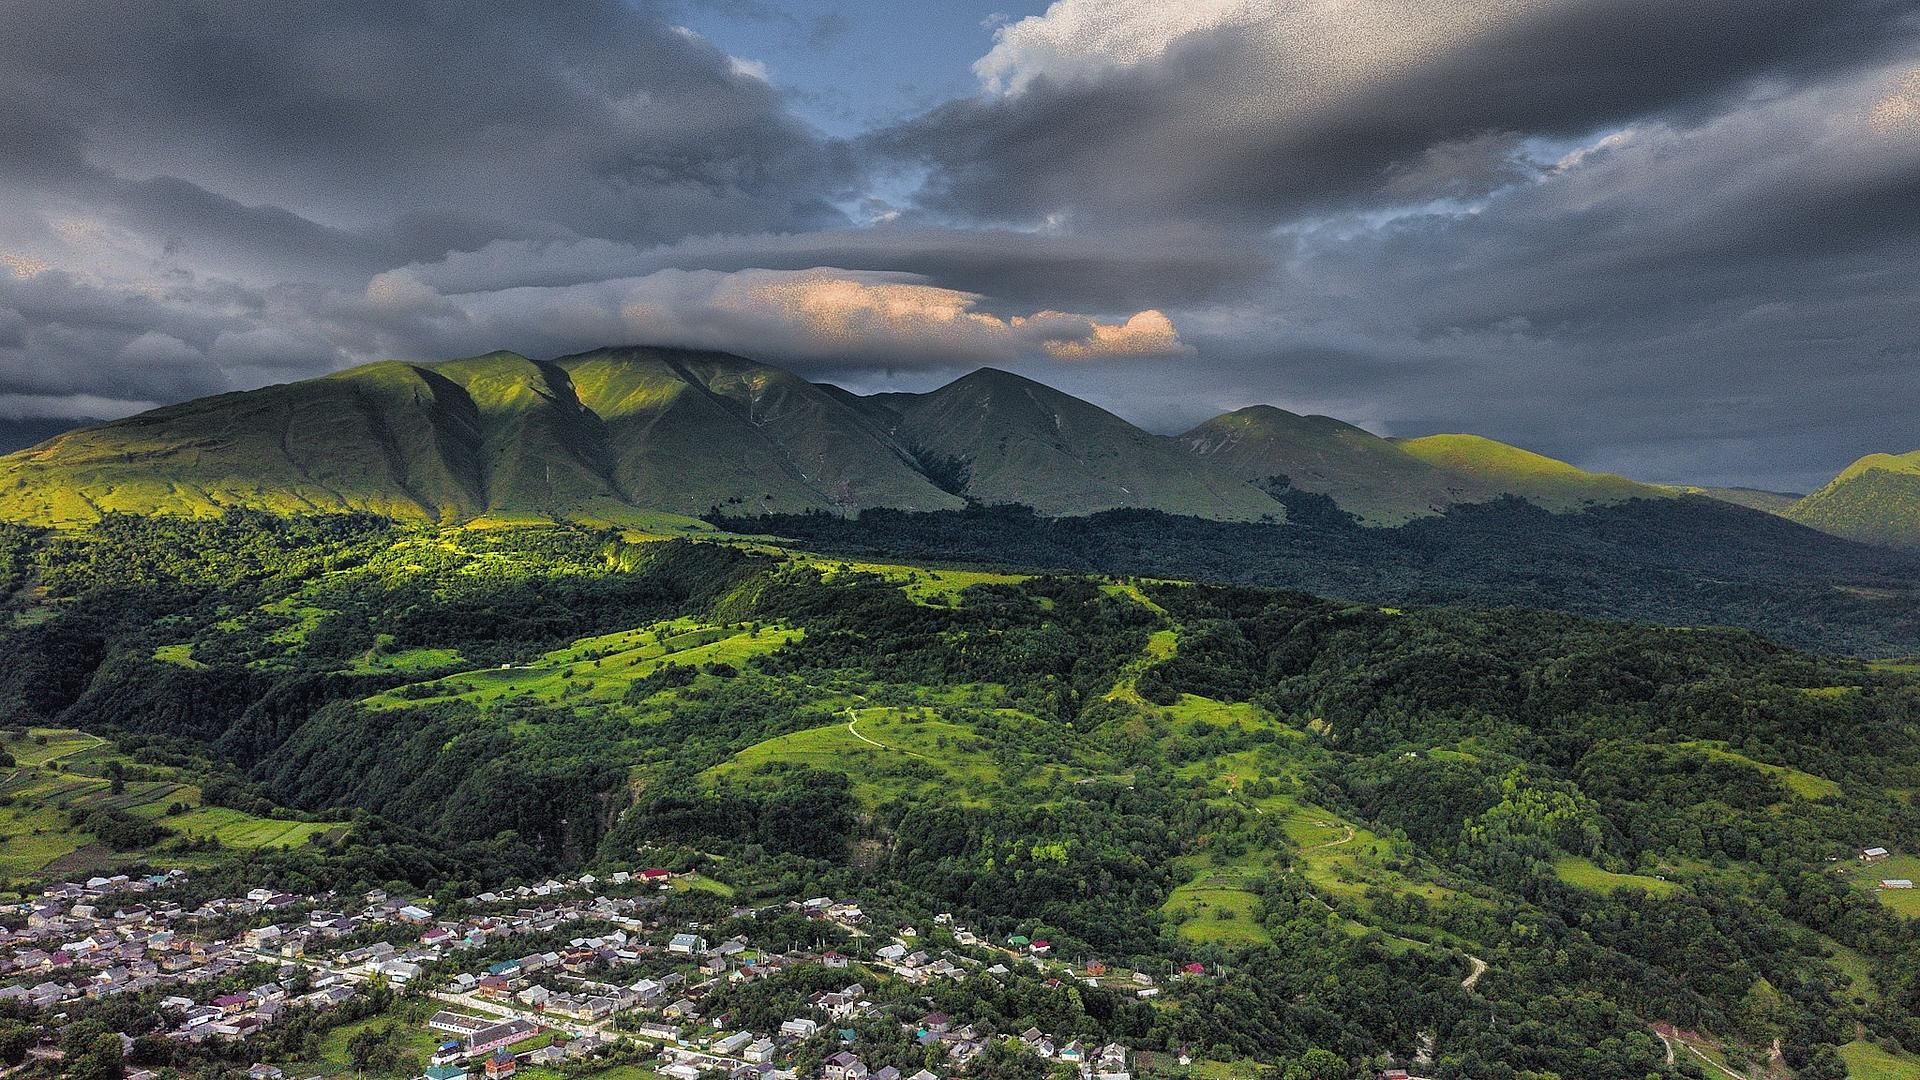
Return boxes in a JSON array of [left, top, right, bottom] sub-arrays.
[[1462, 954, 1488, 990], [845, 708, 931, 760]]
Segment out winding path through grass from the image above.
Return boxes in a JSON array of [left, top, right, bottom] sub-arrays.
[[844, 708, 931, 760]]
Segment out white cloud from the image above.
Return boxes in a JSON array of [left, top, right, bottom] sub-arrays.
[[728, 55, 770, 82], [421, 266, 1193, 370], [974, 0, 1258, 94]]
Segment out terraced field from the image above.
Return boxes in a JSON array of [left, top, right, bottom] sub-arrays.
[[0, 728, 344, 884]]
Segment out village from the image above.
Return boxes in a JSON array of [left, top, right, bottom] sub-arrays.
[[0, 867, 1195, 1080]]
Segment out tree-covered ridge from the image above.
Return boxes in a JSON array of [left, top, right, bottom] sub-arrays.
[[0, 512, 1917, 1078], [712, 497, 1920, 657]]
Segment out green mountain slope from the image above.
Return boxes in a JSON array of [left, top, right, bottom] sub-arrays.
[[1182, 405, 1459, 524], [0, 348, 966, 527], [560, 347, 961, 516], [0, 359, 498, 524], [869, 368, 1282, 519], [1786, 450, 1920, 548], [1396, 433, 1672, 511]]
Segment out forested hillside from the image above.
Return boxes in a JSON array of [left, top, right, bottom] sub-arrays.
[[714, 495, 1920, 657], [1, 512, 1918, 1078]]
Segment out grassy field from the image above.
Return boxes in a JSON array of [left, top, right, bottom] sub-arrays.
[[706, 707, 1017, 806], [1837, 852, 1920, 918], [1839, 1038, 1920, 1079], [809, 558, 1029, 604], [364, 618, 799, 711], [1162, 852, 1275, 947], [1554, 856, 1680, 897], [1672, 740, 1841, 800]]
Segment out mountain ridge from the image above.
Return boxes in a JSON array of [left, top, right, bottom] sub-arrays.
[[0, 346, 1909, 546]]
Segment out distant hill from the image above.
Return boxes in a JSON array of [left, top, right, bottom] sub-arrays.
[[1395, 433, 1672, 511], [1183, 406, 1458, 524], [0, 416, 94, 455], [1679, 486, 1805, 514], [1786, 450, 1920, 548], [858, 368, 1282, 520]]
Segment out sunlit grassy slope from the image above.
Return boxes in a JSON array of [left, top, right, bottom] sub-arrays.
[[1786, 449, 1920, 548], [1396, 433, 1672, 511]]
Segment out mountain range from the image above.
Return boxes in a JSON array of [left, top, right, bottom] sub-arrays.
[[0, 345, 1914, 548]]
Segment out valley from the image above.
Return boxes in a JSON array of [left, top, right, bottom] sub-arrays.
[[0, 511, 1917, 1079]]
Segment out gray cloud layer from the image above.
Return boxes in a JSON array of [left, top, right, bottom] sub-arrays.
[[0, 0, 1915, 489]]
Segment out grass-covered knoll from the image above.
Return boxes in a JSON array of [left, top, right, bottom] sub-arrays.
[[705, 707, 1018, 808], [1786, 448, 1920, 549], [1839, 1038, 1920, 1079], [1163, 852, 1276, 947], [1396, 432, 1671, 510], [1671, 740, 1842, 800], [363, 617, 798, 711], [808, 558, 1030, 605], [1553, 856, 1680, 897]]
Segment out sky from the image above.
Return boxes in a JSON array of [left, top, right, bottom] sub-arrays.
[[1, 1, 1916, 491]]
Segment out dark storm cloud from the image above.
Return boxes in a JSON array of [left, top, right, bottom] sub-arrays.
[[0, 0, 852, 270], [0, 0, 1914, 488], [872, 0, 1919, 228]]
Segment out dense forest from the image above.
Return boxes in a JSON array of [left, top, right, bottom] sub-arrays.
[[2, 510, 1918, 1078], [710, 495, 1920, 656]]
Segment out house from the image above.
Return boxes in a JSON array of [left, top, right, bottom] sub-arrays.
[[1084, 961, 1107, 977], [780, 1017, 819, 1039], [825, 1051, 868, 1080], [714, 1031, 753, 1055], [1181, 962, 1206, 977], [1028, 939, 1051, 955], [483, 1048, 516, 1079], [430, 1011, 492, 1037], [424, 1068, 468, 1080], [515, 984, 552, 1009], [247, 1066, 285, 1080], [467, 1019, 539, 1056], [642, 868, 674, 881], [745, 1038, 777, 1063], [669, 933, 707, 955], [1861, 847, 1892, 862]]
